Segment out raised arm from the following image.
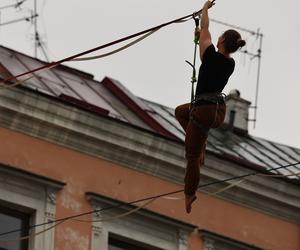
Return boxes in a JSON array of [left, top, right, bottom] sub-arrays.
[[199, 1, 214, 61]]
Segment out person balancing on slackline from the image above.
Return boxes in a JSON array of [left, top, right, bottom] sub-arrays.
[[175, 0, 246, 213]]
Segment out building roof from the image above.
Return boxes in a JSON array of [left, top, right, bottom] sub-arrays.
[[0, 45, 299, 181]]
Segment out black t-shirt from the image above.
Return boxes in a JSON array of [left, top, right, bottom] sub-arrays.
[[196, 44, 235, 96]]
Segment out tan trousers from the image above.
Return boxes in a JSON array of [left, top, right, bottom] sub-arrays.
[[175, 102, 226, 195]]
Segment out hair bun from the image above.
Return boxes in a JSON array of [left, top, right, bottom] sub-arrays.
[[238, 39, 246, 48]]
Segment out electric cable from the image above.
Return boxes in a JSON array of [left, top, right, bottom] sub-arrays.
[[73, 198, 157, 223], [0, 220, 65, 243], [207, 179, 246, 196], [0, 199, 155, 243], [0, 161, 298, 239]]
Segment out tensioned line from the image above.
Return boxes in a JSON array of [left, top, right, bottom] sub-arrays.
[[0, 161, 299, 239], [0, 4, 213, 85]]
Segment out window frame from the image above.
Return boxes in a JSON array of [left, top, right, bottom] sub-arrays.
[[86, 192, 197, 250], [199, 229, 265, 250], [108, 233, 164, 250], [0, 164, 65, 250], [0, 205, 30, 250]]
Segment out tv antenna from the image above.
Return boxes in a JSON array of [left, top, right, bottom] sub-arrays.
[[0, 0, 36, 27], [0, 0, 49, 61], [0, 0, 26, 11], [211, 18, 263, 129]]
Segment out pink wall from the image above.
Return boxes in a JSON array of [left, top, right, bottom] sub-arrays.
[[0, 127, 299, 250]]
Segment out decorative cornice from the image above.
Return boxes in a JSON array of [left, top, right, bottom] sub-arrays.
[[200, 229, 264, 250], [85, 192, 197, 232], [0, 164, 65, 190]]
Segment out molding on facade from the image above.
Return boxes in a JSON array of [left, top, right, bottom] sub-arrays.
[[0, 163, 65, 250], [86, 192, 196, 250], [200, 229, 264, 250], [86, 192, 197, 232], [0, 164, 65, 190], [0, 87, 300, 224]]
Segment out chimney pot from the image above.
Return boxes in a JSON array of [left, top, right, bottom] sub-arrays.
[[224, 90, 251, 133]]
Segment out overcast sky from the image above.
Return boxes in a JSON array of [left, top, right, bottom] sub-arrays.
[[1, 0, 300, 148]]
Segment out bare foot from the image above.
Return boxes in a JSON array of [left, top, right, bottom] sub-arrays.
[[185, 194, 197, 213]]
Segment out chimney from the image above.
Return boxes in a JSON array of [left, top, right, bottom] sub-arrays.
[[223, 90, 251, 134]]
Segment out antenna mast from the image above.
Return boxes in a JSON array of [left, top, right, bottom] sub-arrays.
[[0, 0, 49, 61], [211, 18, 263, 129], [34, 0, 38, 57]]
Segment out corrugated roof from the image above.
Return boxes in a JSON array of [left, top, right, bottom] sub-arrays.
[[144, 100, 300, 180], [0, 45, 299, 181]]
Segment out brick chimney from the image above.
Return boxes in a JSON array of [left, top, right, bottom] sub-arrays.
[[223, 90, 251, 134]]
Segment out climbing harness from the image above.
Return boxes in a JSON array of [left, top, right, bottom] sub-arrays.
[[189, 109, 210, 134], [192, 92, 226, 105], [189, 92, 226, 134]]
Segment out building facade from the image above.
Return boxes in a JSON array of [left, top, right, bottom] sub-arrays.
[[0, 45, 299, 250]]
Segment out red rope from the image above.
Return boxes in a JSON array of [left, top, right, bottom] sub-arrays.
[[1, 10, 201, 84]]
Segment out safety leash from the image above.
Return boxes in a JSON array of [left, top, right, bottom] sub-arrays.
[[186, 13, 200, 107], [186, 14, 210, 134]]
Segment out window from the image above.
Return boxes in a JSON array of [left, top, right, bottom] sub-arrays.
[[0, 164, 65, 250], [0, 205, 30, 250], [108, 234, 163, 250], [200, 229, 264, 250], [86, 192, 197, 250]]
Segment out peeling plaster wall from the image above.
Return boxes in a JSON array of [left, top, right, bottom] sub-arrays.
[[56, 227, 89, 250], [0, 128, 300, 250]]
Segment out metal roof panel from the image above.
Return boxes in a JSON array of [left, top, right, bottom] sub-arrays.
[[0, 45, 299, 180]]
